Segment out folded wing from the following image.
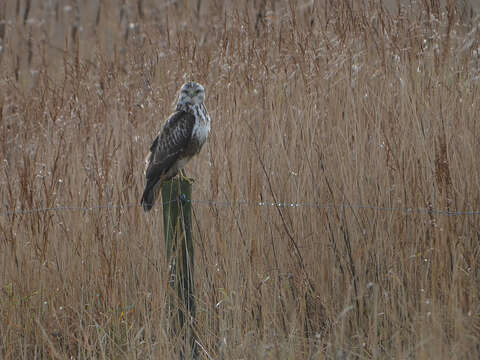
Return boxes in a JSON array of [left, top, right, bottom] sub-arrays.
[[141, 111, 195, 211]]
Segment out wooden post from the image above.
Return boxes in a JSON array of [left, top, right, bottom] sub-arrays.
[[161, 179, 196, 359]]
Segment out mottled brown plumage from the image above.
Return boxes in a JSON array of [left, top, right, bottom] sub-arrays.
[[141, 82, 210, 211]]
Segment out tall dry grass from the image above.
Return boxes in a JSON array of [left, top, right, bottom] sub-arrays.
[[1, 0, 480, 358]]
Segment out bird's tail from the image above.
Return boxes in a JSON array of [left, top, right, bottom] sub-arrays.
[[140, 181, 158, 212]]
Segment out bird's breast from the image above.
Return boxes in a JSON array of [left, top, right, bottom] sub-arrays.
[[193, 121, 210, 144], [191, 104, 210, 145]]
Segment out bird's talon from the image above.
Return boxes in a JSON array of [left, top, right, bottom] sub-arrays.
[[179, 174, 195, 184]]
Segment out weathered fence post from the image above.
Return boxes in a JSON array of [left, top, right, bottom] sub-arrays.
[[162, 178, 196, 359]]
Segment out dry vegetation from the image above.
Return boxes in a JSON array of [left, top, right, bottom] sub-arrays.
[[1, 0, 480, 358]]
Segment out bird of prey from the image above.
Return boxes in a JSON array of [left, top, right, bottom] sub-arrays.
[[141, 81, 211, 211]]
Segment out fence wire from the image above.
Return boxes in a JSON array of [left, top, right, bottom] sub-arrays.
[[2, 197, 480, 217]]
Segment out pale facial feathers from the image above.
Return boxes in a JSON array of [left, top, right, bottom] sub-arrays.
[[176, 81, 205, 108]]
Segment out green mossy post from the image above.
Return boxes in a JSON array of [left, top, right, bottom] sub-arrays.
[[161, 179, 196, 359]]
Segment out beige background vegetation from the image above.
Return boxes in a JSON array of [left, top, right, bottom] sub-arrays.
[[1, 0, 480, 358]]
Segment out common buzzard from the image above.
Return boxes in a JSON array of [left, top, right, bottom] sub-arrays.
[[141, 81, 211, 211]]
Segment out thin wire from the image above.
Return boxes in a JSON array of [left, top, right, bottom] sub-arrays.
[[1, 201, 174, 217], [189, 199, 480, 216], [1, 198, 480, 217]]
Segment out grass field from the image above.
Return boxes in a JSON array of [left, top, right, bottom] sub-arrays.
[[1, 0, 480, 358]]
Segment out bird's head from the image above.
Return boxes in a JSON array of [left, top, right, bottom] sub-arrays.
[[177, 81, 205, 108]]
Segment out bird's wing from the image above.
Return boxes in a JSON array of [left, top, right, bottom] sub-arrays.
[[145, 111, 195, 181]]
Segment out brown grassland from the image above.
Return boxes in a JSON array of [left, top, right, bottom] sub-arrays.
[[1, 0, 480, 358]]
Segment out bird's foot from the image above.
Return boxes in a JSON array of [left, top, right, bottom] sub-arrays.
[[179, 171, 195, 184]]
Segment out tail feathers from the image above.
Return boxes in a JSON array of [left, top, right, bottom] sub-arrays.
[[141, 182, 158, 212]]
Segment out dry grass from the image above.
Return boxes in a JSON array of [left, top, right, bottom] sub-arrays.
[[1, 0, 480, 358]]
